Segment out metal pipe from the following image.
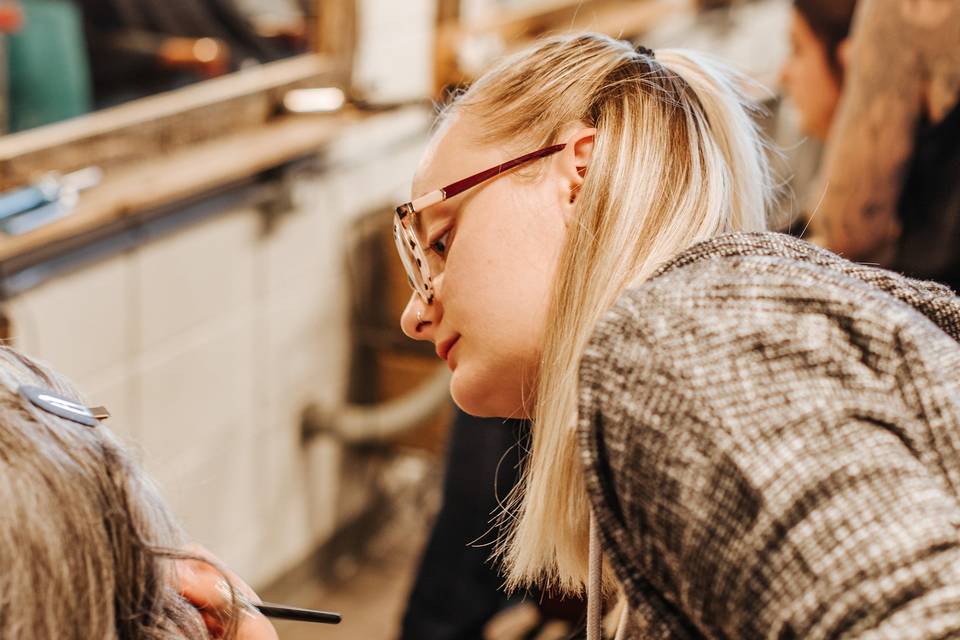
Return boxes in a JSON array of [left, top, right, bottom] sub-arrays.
[[301, 365, 451, 445]]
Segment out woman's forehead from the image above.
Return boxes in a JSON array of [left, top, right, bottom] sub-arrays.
[[411, 114, 497, 199]]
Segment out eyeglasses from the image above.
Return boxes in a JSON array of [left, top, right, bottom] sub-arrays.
[[394, 143, 566, 304]]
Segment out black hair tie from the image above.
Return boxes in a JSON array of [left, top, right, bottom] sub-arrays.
[[634, 44, 656, 59]]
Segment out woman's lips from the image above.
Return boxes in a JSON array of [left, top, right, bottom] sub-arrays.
[[445, 339, 460, 370], [436, 335, 460, 362]]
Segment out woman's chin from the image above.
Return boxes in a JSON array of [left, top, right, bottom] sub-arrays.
[[449, 369, 528, 419]]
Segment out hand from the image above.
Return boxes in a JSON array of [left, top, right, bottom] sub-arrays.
[[175, 543, 278, 640]]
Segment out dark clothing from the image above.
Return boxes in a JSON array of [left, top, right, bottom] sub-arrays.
[[895, 100, 960, 292], [400, 411, 526, 640], [579, 232, 960, 637]]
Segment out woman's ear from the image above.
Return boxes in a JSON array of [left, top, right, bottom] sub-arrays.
[[557, 127, 596, 212]]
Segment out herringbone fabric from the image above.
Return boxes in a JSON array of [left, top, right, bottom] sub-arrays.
[[578, 232, 960, 639]]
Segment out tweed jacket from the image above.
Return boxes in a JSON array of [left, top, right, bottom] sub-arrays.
[[578, 232, 960, 639]]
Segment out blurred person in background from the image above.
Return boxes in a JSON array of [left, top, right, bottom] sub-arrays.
[[779, 0, 857, 142], [782, 0, 960, 290], [0, 346, 276, 640]]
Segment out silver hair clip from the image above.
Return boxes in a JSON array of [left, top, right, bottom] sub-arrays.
[[18, 385, 110, 428]]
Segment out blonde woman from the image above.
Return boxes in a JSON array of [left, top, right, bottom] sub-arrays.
[[0, 346, 277, 640], [395, 33, 960, 638]]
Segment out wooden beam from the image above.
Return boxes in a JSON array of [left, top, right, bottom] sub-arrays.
[[0, 107, 373, 265], [0, 53, 345, 191], [461, 0, 689, 41], [435, 0, 693, 91], [312, 0, 357, 67]]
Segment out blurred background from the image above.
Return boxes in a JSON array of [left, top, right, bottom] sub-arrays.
[[0, 0, 823, 637]]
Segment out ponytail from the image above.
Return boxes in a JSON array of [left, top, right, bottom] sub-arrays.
[[657, 49, 774, 239]]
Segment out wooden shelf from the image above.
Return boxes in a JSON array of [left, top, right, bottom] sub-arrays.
[[0, 54, 347, 192], [0, 106, 374, 266], [435, 0, 693, 90], [468, 0, 688, 41]]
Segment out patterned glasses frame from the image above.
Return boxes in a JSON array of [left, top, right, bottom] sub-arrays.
[[393, 143, 566, 305]]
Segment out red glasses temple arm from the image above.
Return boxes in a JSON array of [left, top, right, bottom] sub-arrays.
[[398, 143, 566, 218], [440, 144, 567, 199]]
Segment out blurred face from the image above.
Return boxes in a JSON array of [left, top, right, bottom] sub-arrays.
[[780, 8, 843, 141], [398, 114, 591, 418]]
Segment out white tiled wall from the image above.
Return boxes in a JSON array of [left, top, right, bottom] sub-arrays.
[[136, 208, 260, 350], [6, 254, 134, 383], [3, 107, 431, 588], [135, 313, 258, 469]]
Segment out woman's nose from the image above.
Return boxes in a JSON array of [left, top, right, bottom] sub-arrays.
[[400, 293, 438, 340]]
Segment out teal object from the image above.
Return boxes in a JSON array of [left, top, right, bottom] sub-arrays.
[[7, 0, 92, 132]]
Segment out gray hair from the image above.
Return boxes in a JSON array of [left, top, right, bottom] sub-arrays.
[[0, 346, 229, 639]]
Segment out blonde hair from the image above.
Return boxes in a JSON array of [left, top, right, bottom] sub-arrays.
[[447, 34, 774, 594], [0, 346, 240, 639]]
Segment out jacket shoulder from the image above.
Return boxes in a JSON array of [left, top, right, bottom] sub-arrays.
[[578, 244, 960, 638]]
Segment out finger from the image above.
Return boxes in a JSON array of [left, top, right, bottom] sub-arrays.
[[174, 544, 275, 639], [175, 557, 226, 609], [200, 609, 227, 638], [237, 612, 280, 640], [181, 544, 263, 604]]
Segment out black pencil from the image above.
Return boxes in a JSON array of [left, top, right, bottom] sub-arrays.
[[255, 602, 342, 624]]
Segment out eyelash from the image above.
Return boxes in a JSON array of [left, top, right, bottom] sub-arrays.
[[429, 228, 452, 257]]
